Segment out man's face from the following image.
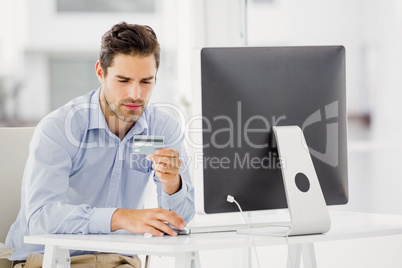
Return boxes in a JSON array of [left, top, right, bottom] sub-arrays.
[[96, 53, 157, 123]]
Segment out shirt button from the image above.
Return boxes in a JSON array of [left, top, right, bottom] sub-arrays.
[[113, 173, 118, 178], [107, 204, 113, 208]]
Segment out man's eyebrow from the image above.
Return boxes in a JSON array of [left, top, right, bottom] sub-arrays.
[[115, 75, 155, 81], [115, 75, 132, 81], [141, 76, 155, 81]]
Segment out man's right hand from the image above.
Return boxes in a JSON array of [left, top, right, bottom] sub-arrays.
[[110, 208, 186, 237]]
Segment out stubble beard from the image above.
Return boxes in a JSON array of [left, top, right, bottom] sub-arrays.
[[104, 94, 145, 124]]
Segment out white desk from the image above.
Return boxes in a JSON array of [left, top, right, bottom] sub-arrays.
[[24, 211, 402, 268]]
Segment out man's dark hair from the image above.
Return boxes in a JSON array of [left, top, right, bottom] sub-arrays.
[[100, 22, 160, 76]]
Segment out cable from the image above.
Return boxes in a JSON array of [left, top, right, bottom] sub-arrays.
[[284, 227, 293, 267], [227, 195, 260, 268], [227, 195, 294, 268]]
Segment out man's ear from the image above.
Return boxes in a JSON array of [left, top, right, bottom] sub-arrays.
[[95, 60, 105, 84]]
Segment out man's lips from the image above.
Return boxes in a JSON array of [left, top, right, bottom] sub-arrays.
[[123, 104, 142, 111]]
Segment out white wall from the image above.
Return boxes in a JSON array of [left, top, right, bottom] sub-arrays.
[[369, 0, 402, 140], [0, 0, 26, 121], [0, 0, 26, 78]]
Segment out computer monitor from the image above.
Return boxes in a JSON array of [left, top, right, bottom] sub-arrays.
[[192, 46, 348, 215]]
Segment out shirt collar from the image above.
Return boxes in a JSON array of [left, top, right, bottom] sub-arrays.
[[125, 107, 149, 139], [88, 88, 107, 130]]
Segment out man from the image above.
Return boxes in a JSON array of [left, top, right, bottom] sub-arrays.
[[6, 22, 195, 267]]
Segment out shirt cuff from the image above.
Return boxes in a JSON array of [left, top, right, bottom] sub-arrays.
[[161, 178, 188, 209], [88, 207, 118, 234]]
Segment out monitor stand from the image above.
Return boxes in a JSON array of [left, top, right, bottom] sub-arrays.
[[240, 126, 331, 236]]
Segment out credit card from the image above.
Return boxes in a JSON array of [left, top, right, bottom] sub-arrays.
[[133, 135, 164, 155]]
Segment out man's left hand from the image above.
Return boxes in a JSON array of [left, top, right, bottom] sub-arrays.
[[147, 149, 182, 195]]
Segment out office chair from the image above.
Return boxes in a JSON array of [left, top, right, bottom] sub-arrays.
[[0, 128, 35, 268]]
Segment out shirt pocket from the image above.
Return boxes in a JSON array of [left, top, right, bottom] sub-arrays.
[[127, 153, 151, 173]]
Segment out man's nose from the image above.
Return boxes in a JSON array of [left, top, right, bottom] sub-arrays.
[[128, 83, 141, 100]]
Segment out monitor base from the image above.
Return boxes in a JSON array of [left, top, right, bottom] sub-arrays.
[[272, 126, 331, 236]]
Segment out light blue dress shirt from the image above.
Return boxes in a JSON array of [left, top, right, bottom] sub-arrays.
[[6, 89, 195, 260]]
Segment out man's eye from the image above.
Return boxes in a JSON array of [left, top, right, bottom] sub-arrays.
[[119, 80, 129, 83], [142, 81, 152, 85]]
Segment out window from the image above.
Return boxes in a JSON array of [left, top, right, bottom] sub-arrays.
[[57, 0, 155, 13], [49, 56, 100, 110]]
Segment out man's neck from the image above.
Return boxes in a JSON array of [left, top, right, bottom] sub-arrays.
[[99, 96, 134, 141], [105, 114, 134, 141]]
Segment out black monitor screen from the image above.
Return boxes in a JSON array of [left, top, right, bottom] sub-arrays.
[[199, 46, 348, 214]]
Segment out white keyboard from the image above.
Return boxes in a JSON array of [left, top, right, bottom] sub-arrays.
[[190, 221, 291, 235]]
